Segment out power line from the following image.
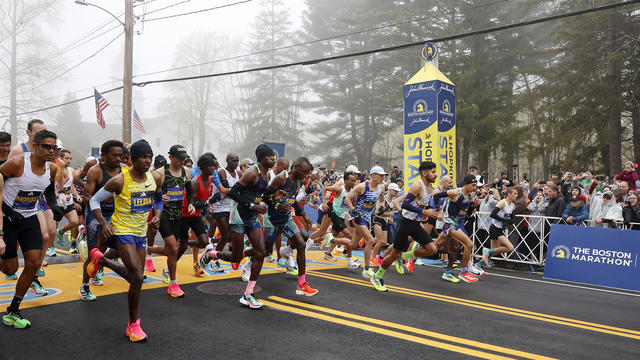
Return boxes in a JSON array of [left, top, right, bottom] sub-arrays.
[[142, 0, 252, 22], [140, 0, 192, 17], [3, 0, 638, 119]]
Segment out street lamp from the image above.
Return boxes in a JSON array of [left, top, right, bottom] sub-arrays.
[[74, 0, 134, 144]]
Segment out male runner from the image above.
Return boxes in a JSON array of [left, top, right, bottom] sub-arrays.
[[346, 165, 386, 279], [147, 145, 194, 297], [1, 130, 63, 328], [432, 174, 480, 283], [371, 183, 398, 261], [87, 139, 162, 342], [0, 132, 11, 165], [55, 149, 81, 252], [370, 161, 439, 292], [200, 144, 275, 309], [266, 157, 290, 265], [144, 155, 167, 272], [79, 140, 123, 300], [477, 187, 517, 269]]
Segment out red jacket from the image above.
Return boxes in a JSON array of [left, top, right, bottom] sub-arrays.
[[615, 170, 638, 191]]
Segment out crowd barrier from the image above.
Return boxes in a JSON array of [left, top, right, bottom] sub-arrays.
[[470, 212, 640, 267]]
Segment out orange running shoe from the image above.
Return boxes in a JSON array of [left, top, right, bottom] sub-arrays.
[[458, 271, 479, 283], [125, 319, 148, 342], [167, 282, 185, 297], [405, 257, 415, 273], [372, 255, 383, 266], [295, 282, 319, 296], [87, 248, 104, 278]]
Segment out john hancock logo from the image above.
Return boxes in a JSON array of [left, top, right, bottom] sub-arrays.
[[551, 245, 571, 259]]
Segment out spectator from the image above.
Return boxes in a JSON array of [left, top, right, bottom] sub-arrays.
[[623, 191, 640, 230], [616, 180, 630, 202], [469, 166, 484, 186], [528, 180, 547, 201], [493, 170, 513, 193], [481, 170, 488, 185], [527, 191, 548, 234], [390, 166, 402, 183], [562, 196, 589, 225], [588, 185, 611, 223], [395, 177, 404, 193], [614, 161, 638, 191], [545, 185, 566, 218], [592, 190, 619, 228], [571, 186, 587, 203]]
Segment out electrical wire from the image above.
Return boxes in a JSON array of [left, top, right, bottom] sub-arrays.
[[141, 0, 252, 22]]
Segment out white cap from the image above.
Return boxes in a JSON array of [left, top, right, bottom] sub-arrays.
[[370, 165, 388, 175], [388, 183, 401, 192], [56, 139, 64, 148], [346, 165, 361, 174]]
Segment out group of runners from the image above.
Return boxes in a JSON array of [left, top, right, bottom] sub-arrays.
[[0, 119, 512, 342]]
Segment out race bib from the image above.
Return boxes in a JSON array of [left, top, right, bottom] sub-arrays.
[[166, 187, 184, 202], [130, 191, 154, 214], [254, 197, 263, 204], [12, 190, 42, 210], [286, 198, 296, 205]]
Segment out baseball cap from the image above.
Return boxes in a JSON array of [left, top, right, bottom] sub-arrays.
[[370, 165, 388, 175], [570, 196, 583, 202], [345, 165, 361, 174], [388, 183, 401, 192], [462, 174, 478, 185], [154, 155, 167, 168], [169, 144, 188, 160]]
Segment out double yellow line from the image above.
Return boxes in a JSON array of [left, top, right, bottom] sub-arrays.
[[307, 270, 640, 340], [263, 296, 556, 360]]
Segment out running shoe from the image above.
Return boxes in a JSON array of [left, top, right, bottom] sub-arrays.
[[458, 271, 479, 283], [286, 266, 299, 276], [69, 240, 78, 254], [370, 276, 388, 292], [372, 255, 383, 266], [55, 229, 66, 247], [410, 241, 419, 252], [280, 246, 296, 268], [239, 293, 263, 309], [37, 267, 45, 277], [348, 258, 361, 270], [210, 261, 225, 273], [296, 282, 319, 296], [415, 258, 424, 266], [265, 254, 275, 263], [4, 274, 17, 280], [46, 246, 57, 257], [394, 259, 405, 274], [358, 238, 365, 248], [193, 262, 204, 277], [2, 310, 31, 329], [441, 272, 460, 283], [30, 279, 48, 296], [405, 257, 415, 273], [42, 260, 48, 267], [361, 268, 375, 279], [323, 253, 338, 262], [320, 233, 334, 250], [231, 262, 241, 270], [241, 261, 251, 282], [79, 286, 97, 301], [77, 239, 88, 262], [481, 248, 492, 267], [277, 258, 286, 268], [87, 248, 104, 278], [145, 257, 156, 272], [91, 268, 104, 286], [305, 238, 314, 251], [167, 282, 184, 297], [339, 253, 358, 261], [161, 268, 170, 284], [199, 244, 214, 269], [469, 262, 486, 277], [125, 319, 147, 342]]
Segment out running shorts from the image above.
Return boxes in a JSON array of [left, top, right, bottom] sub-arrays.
[[107, 235, 146, 249], [1, 215, 42, 259], [86, 213, 113, 244], [265, 217, 300, 243], [180, 216, 207, 240], [392, 215, 433, 252], [159, 215, 182, 238], [489, 224, 506, 240], [372, 216, 388, 232], [328, 208, 347, 233], [214, 211, 230, 219]]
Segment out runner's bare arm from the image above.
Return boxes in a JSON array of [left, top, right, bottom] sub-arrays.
[[345, 182, 365, 212]]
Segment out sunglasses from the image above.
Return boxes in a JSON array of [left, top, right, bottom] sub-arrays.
[[36, 143, 58, 151]]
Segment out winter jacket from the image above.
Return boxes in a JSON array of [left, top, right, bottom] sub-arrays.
[[545, 196, 566, 219], [527, 199, 548, 233], [623, 205, 640, 230], [562, 202, 589, 225], [615, 170, 639, 191]]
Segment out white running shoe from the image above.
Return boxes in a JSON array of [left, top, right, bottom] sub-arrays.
[[348, 258, 361, 270], [469, 262, 485, 276], [361, 268, 375, 279], [241, 261, 251, 282], [305, 238, 313, 252], [280, 245, 296, 268], [415, 258, 424, 266]]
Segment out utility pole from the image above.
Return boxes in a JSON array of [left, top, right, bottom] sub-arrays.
[[122, 0, 134, 144]]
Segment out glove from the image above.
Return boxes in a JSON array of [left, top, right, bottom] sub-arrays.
[[194, 200, 207, 210], [377, 207, 385, 216], [350, 210, 362, 224], [208, 192, 222, 204], [51, 205, 64, 222]]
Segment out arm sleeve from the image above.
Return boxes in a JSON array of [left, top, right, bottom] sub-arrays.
[[43, 182, 58, 208], [89, 187, 112, 211], [211, 171, 222, 187], [185, 181, 194, 205], [490, 206, 513, 224], [401, 193, 423, 214], [153, 192, 163, 211], [432, 191, 449, 204], [227, 182, 252, 208]]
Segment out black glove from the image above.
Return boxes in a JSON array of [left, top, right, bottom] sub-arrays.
[[350, 210, 362, 224], [194, 200, 208, 210], [208, 192, 222, 204], [377, 207, 385, 216], [51, 205, 64, 222]]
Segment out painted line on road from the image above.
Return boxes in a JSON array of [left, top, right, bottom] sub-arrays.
[[268, 296, 556, 360], [308, 270, 640, 339]]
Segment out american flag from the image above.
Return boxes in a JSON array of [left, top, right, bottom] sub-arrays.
[[94, 88, 109, 129], [133, 108, 146, 134]]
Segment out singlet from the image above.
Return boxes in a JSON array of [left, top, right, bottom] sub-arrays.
[[443, 188, 475, 223], [3, 152, 51, 218], [354, 181, 383, 219], [20, 143, 28, 153], [267, 176, 301, 225], [58, 167, 74, 207], [234, 165, 269, 220], [332, 185, 350, 219], [212, 168, 239, 213], [112, 167, 156, 237], [182, 174, 212, 218], [491, 200, 514, 229], [401, 179, 434, 222], [97, 163, 121, 215], [375, 194, 395, 221], [162, 166, 188, 221]]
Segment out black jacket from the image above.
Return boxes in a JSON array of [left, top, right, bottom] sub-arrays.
[[545, 195, 566, 219], [623, 205, 640, 230]]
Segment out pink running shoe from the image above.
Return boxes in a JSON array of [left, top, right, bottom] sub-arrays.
[[145, 257, 156, 272], [125, 319, 148, 342], [167, 282, 184, 298], [87, 248, 104, 278]]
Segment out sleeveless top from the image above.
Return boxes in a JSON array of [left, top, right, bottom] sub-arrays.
[[443, 188, 475, 223], [212, 168, 239, 213], [332, 184, 350, 219], [491, 200, 514, 229], [232, 165, 268, 221], [97, 163, 121, 215], [401, 179, 434, 222], [4, 152, 51, 218], [58, 167, 74, 207], [162, 166, 188, 220], [354, 181, 383, 219], [112, 167, 156, 237], [182, 174, 212, 218], [267, 176, 301, 225]]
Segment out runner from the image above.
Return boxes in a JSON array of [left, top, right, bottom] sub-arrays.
[[79, 140, 123, 301], [1, 130, 62, 328], [432, 174, 480, 283], [208, 152, 239, 272], [54, 149, 81, 253], [144, 155, 167, 272], [477, 187, 517, 269], [87, 139, 162, 342], [371, 183, 399, 261], [0, 132, 10, 165], [147, 145, 194, 297], [370, 161, 439, 292], [70, 156, 97, 258], [266, 157, 290, 265], [346, 165, 386, 279], [200, 144, 275, 309]]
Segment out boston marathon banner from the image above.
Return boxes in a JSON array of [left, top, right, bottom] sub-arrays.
[[403, 61, 456, 190], [544, 224, 640, 291], [263, 141, 285, 159]]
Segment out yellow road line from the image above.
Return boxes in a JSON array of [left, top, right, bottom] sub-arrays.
[[261, 299, 517, 360], [268, 296, 556, 360], [307, 270, 640, 340]]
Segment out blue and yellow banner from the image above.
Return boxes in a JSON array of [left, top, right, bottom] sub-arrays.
[[403, 62, 456, 190], [264, 141, 285, 159]]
